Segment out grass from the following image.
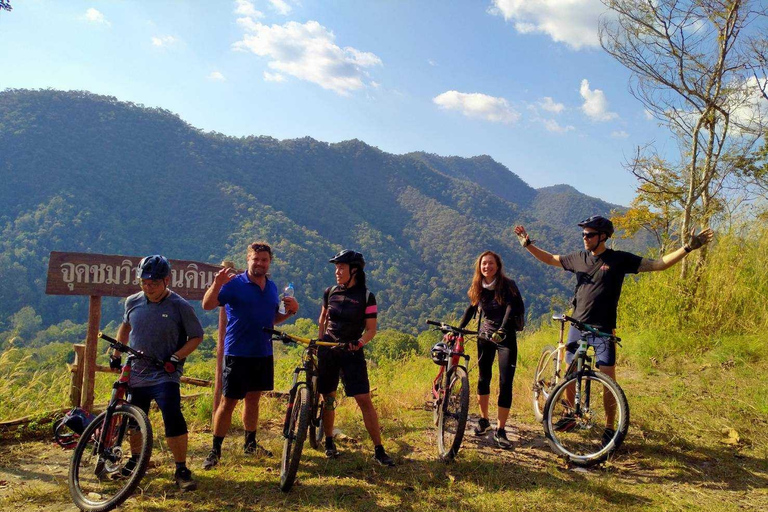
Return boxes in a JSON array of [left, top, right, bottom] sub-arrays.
[[2, 326, 767, 511]]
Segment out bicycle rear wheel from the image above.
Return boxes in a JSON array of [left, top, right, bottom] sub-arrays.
[[68, 404, 152, 512], [280, 386, 309, 492], [437, 366, 469, 462], [532, 345, 557, 423], [542, 370, 629, 467]]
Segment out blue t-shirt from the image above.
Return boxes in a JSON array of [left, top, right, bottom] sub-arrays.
[[218, 272, 279, 357]]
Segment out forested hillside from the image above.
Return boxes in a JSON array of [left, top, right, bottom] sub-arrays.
[[0, 89, 635, 344]]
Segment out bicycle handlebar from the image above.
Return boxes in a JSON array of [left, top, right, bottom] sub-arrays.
[[426, 320, 478, 336], [98, 332, 165, 365], [552, 315, 621, 343], [263, 327, 346, 348]]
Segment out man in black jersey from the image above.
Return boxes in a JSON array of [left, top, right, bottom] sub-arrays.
[[514, 216, 712, 441]]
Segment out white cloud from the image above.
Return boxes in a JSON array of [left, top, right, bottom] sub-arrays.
[[263, 71, 286, 82], [728, 76, 768, 134], [489, 0, 607, 50], [539, 96, 565, 114], [542, 119, 575, 133], [151, 35, 178, 47], [644, 109, 655, 120], [234, 0, 263, 18], [580, 79, 619, 121], [233, 20, 382, 96], [611, 130, 629, 138], [428, 59, 438, 67], [268, 0, 292, 15], [84, 8, 110, 27], [208, 71, 226, 82], [433, 91, 520, 124]]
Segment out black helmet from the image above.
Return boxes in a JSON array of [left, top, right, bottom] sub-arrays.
[[578, 215, 614, 238], [328, 249, 365, 268], [136, 255, 171, 280], [430, 342, 449, 366]]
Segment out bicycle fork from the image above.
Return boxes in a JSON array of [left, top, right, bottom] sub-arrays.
[[283, 368, 307, 439]]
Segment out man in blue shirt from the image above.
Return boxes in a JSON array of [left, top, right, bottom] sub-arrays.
[[201, 242, 299, 469], [112, 255, 204, 491]]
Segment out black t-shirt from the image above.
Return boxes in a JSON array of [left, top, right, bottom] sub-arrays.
[[323, 284, 377, 343], [460, 278, 524, 341], [560, 249, 642, 331]]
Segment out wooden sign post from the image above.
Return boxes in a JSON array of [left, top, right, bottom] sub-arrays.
[[46, 251, 225, 412], [213, 260, 235, 421]]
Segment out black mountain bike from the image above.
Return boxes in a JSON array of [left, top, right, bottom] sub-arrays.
[[542, 315, 630, 467], [426, 320, 476, 462], [68, 332, 161, 512], [264, 328, 344, 492]]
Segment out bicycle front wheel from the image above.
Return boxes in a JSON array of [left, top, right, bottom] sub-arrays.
[[437, 366, 469, 462], [68, 404, 153, 512], [309, 397, 324, 450], [532, 344, 558, 423], [280, 386, 309, 492], [542, 370, 629, 467]]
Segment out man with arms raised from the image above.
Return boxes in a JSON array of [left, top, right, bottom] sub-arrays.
[[514, 217, 713, 442], [201, 242, 299, 469], [112, 255, 204, 491]]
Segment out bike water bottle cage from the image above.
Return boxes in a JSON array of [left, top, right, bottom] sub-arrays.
[[136, 254, 171, 280]]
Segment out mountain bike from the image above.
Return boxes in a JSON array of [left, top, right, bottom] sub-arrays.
[[532, 315, 569, 422], [541, 315, 629, 467], [68, 332, 161, 512], [264, 328, 345, 492], [426, 320, 476, 462]]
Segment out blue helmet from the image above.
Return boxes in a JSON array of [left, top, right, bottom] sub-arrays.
[[136, 255, 171, 280], [578, 215, 614, 238]]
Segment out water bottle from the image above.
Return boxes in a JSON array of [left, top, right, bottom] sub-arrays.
[[279, 282, 295, 314]]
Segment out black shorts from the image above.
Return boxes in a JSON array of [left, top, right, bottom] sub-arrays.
[[317, 347, 370, 397], [129, 382, 187, 438], [222, 355, 274, 399]]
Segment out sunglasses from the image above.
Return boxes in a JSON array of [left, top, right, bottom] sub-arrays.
[[581, 232, 601, 239], [249, 243, 272, 254]]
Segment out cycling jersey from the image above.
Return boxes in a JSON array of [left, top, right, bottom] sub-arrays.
[[322, 284, 377, 343]]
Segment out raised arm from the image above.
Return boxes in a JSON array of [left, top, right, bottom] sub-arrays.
[[514, 225, 562, 267], [202, 267, 235, 310], [638, 228, 714, 272]]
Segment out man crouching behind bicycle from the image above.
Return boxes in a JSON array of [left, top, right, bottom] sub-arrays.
[[515, 217, 713, 443], [317, 250, 395, 466]]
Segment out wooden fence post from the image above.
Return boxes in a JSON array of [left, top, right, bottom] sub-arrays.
[[212, 260, 234, 421], [81, 296, 102, 412], [70, 344, 86, 408]]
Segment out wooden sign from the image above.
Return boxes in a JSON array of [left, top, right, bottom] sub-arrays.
[[46, 251, 225, 300]]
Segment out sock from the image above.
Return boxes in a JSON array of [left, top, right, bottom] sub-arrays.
[[374, 444, 385, 455], [325, 436, 334, 447], [212, 435, 224, 455], [244, 430, 256, 446], [175, 461, 187, 473]]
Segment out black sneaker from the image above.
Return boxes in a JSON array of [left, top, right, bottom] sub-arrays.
[[119, 457, 137, 478], [325, 439, 339, 458], [373, 448, 395, 467], [174, 467, 197, 491], [244, 441, 273, 457], [601, 427, 616, 448], [553, 416, 577, 432], [202, 450, 219, 470], [474, 417, 492, 436], [494, 428, 512, 449]]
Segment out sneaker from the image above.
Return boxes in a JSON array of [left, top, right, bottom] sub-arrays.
[[494, 428, 512, 449], [119, 457, 137, 478], [601, 427, 616, 448], [553, 416, 577, 432], [373, 448, 395, 467], [202, 450, 219, 470], [244, 441, 273, 457], [174, 467, 197, 491], [325, 439, 339, 459], [474, 417, 492, 436]]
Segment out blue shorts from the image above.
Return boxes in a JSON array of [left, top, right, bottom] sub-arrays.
[[564, 325, 616, 367], [129, 382, 188, 438]]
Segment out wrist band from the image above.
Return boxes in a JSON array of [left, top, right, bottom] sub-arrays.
[[523, 238, 534, 248], [684, 245, 692, 253]]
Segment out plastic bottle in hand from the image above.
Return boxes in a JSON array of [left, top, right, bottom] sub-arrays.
[[279, 282, 295, 315]]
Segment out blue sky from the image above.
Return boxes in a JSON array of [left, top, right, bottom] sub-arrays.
[[0, 0, 677, 205]]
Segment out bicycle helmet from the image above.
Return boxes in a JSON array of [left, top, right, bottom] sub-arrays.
[[136, 255, 171, 280], [577, 215, 614, 238], [328, 250, 365, 269], [53, 407, 95, 449], [430, 342, 449, 366]]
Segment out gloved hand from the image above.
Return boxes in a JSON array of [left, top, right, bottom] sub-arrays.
[[513, 225, 533, 248], [687, 227, 714, 251], [164, 354, 181, 373], [491, 329, 506, 343], [109, 355, 122, 370]]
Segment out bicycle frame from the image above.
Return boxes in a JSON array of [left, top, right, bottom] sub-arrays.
[[283, 345, 320, 438], [431, 333, 469, 405]]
